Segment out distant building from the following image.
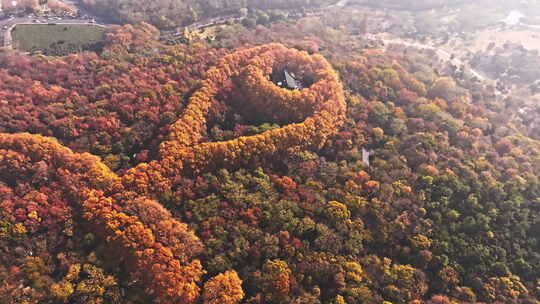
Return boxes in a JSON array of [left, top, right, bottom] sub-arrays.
[[501, 10, 525, 26], [183, 27, 193, 39]]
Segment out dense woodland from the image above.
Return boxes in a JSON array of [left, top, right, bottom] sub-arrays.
[[77, 0, 334, 29], [1, 5, 540, 304], [0, 0, 75, 14], [350, 0, 469, 10]]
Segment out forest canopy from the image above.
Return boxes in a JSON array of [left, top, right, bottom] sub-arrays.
[[77, 0, 335, 28], [1, 4, 540, 304]]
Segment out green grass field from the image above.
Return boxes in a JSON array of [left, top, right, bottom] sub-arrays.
[[11, 24, 106, 56]]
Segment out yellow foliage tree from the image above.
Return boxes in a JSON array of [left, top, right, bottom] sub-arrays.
[[202, 270, 244, 304]]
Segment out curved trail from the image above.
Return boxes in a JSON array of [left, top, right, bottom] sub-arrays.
[[378, 36, 487, 81]]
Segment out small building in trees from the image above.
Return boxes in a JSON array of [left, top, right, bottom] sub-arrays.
[[39, 0, 49, 11], [362, 148, 372, 167], [273, 70, 301, 90], [284, 70, 299, 90]]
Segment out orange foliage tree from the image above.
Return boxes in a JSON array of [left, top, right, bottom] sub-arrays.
[[0, 134, 203, 303], [202, 270, 244, 304]]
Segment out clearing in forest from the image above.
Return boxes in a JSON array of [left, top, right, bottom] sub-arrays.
[[11, 24, 106, 56]]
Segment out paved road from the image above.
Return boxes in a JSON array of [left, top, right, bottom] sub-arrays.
[[375, 35, 488, 81], [1, 16, 103, 30], [171, 0, 350, 35]]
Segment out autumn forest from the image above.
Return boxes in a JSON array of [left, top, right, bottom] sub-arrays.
[[1, 1, 540, 304]]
